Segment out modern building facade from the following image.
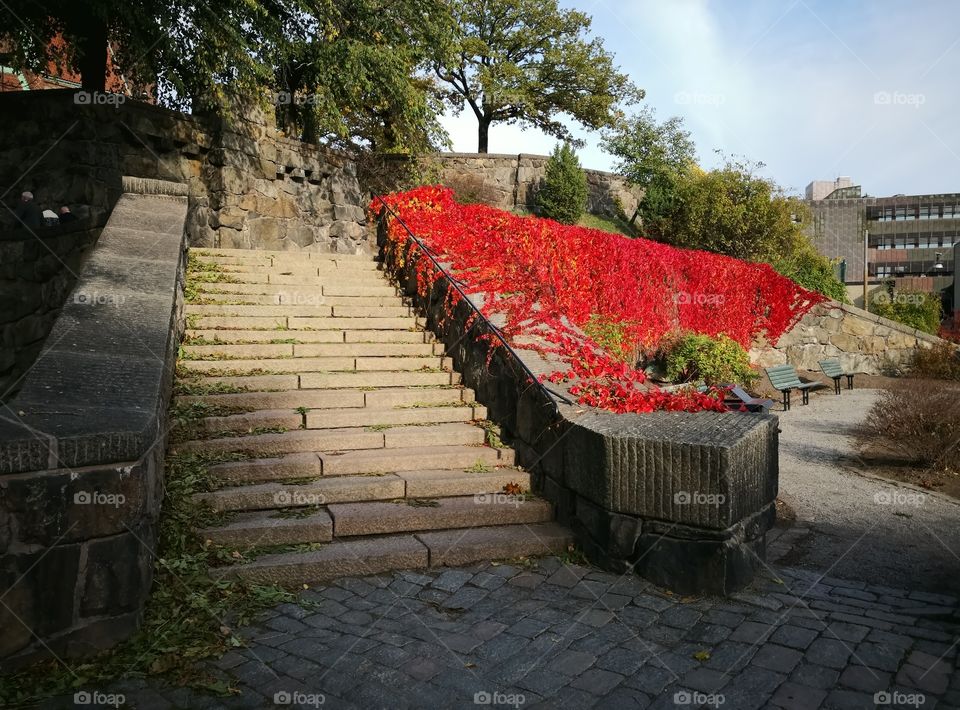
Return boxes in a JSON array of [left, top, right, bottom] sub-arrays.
[[805, 178, 957, 319]]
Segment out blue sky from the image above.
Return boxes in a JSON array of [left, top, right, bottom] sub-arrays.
[[438, 0, 960, 198]]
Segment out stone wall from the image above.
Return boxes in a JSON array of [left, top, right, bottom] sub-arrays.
[[0, 177, 187, 666], [379, 216, 779, 596], [0, 90, 368, 254], [0, 220, 100, 399], [752, 301, 943, 375], [420, 152, 642, 219]]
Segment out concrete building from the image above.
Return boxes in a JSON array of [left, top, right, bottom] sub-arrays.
[[805, 178, 957, 319], [805, 176, 854, 201]]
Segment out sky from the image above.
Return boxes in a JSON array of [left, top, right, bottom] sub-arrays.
[[438, 0, 960, 198]]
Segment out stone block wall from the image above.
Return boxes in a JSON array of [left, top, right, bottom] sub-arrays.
[[380, 216, 779, 595], [0, 221, 100, 399], [0, 90, 368, 255], [418, 152, 643, 219], [0, 178, 187, 666], [752, 301, 943, 375]]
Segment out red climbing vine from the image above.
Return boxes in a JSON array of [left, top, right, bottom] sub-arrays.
[[373, 186, 824, 414]]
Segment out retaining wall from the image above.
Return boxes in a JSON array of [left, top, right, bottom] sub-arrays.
[[0, 177, 187, 667], [378, 215, 779, 596]]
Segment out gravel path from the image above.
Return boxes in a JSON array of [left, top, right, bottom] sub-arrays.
[[775, 387, 960, 594]]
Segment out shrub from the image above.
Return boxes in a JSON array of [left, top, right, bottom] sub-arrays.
[[770, 244, 848, 302], [536, 143, 588, 224], [583, 315, 638, 364], [660, 332, 758, 385], [870, 289, 942, 334], [860, 379, 960, 471], [911, 341, 960, 381]]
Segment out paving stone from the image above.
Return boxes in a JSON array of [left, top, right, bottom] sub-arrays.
[[824, 621, 871, 643], [703, 609, 747, 628], [517, 669, 574, 696], [838, 665, 890, 693], [806, 638, 853, 669], [579, 609, 615, 628], [769, 624, 819, 650], [400, 656, 442, 682], [509, 572, 546, 589], [546, 565, 590, 588], [770, 681, 828, 710], [442, 585, 488, 610], [570, 668, 624, 695], [822, 688, 876, 709], [438, 632, 482, 654], [790, 662, 840, 689], [593, 687, 652, 709], [719, 667, 787, 710], [729, 620, 775, 644], [684, 621, 731, 645], [752, 644, 803, 673], [596, 647, 647, 675], [632, 594, 674, 613], [701, 641, 758, 673], [623, 665, 675, 695], [896, 664, 950, 694], [471, 572, 507, 590], [548, 649, 597, 675], [659, 606, 702, 630], [852, 640, 908, 672], [680, 666, 729, 693]]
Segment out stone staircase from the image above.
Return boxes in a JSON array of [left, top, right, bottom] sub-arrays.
[[175, 247, 571, 587]]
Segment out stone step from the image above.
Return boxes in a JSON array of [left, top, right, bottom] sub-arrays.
[[208, 272, 389, 286], [185, 329, 432, 344], [215, 261, 378, 274], [214, 535, 430, 586], [175, 385, 472, 411], [186, 304, 413, 318], [191, 292, 405, 307], [328, 496, 553, 537], [397, 468, 529, 498], [418, 523, 573, 568], [175, 422, 486, 456], [304, 404, 485, 429], [206, 444, 511, 484], [178, 355, 450, 375], [192, 247, 373, 262], [180, 373, 299, 392], [182, 341, 442, 359], [299, 370, 459, 389], [200, 509, 334, 547], [190, 315, 420, 330], [195, 282, 398, 298], [197, 475, 406, 512], [190, 404, 485, 437]]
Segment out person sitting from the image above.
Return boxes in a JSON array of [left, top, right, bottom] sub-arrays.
[[58, 206, 78, 224], [13, 191, 42, 228]]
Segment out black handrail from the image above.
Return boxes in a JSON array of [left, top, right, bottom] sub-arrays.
[[372, 193, 571, 414]]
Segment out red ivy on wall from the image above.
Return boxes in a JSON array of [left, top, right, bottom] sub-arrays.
[[373, 186, 824, 414]]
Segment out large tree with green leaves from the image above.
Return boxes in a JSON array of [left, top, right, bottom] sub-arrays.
[[431, 0, 641, 153]]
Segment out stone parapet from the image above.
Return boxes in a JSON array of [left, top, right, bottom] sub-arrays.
[[379, 214, 778, 595], [0, 178, 187, 665]]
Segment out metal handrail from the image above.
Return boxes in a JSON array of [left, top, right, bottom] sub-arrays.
[[371, 193, 571, 414]]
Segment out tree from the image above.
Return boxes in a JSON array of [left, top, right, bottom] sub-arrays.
[[536, 143, 587, 224], [431, 0, 641, 153]]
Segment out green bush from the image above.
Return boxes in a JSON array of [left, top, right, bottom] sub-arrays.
[[911, 340, 960, 381], [536, 143, 588, 224], [870, 289, 942, 334], [583, 314, 637, 363], [660, 332, 757, 385], [770, 244, 848, 302]]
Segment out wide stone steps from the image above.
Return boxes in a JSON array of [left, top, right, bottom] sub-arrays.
[[205, 445, 514, 485], [212, 524, 573, 586], [179, 247, 566, 586]]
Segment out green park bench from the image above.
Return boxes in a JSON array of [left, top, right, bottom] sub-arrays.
[[819, 358, 855, 395], [764, 364, 819, 410]]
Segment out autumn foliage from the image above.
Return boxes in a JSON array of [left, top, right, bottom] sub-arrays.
[[374, 186, 824, 414]]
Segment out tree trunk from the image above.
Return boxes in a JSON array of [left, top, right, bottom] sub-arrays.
[[477, 118, 490, 153], [71, 16, 108, 93]]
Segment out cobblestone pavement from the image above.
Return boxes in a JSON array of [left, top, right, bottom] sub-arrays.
[[51, 557, 960, 710]]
